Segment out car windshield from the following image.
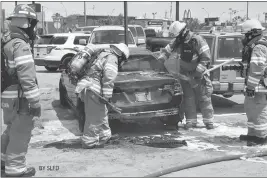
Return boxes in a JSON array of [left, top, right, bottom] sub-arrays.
[[136, 27, 145, 37], [90, 30, 135, 44], [201, 36, 214, 50], [35, 35, 53, 44], [49, 36, 68, 45], [218, 37, 243, 59], [120, 53, 167, 72], [83, 27, 96, 32], [129, 26, 137, 37]]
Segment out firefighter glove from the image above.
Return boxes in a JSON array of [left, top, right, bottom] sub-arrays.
[[244, 87, 255, 98], [30, 102, 41, 117]]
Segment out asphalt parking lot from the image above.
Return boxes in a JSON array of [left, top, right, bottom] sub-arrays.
[[2, 66, 267, 177]]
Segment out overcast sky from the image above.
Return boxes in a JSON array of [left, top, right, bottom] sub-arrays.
[[1, 1, 267, 23]]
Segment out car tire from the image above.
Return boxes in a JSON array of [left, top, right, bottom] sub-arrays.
[[160, 115, 181, 126], [45, 66, 58, 71], [61, 56, 74, 68], [223, 94, 233, 98], [59, 80, 68, 107]]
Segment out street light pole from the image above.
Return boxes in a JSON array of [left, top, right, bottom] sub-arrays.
[[124, 1, 128, 46], [84, 2, 86, 26], [202, 8, 209, 25], [247, 1, 249, 19]]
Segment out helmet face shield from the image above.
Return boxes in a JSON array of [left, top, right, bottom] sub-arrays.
[[11, 17, 30, 28]]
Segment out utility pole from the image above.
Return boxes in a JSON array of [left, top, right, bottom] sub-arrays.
[[15, 1, 17, 6], [42, 6, 44, 34], [176, 1, 179, 21], [84, 2, 86, 26], [32, 1, 35, 4], [170, 2, 172, 20], [124, 1, 128, 46], [246, 1, 249, 19]]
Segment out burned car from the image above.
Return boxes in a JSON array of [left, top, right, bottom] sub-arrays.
[[59, 47, 183, 131]]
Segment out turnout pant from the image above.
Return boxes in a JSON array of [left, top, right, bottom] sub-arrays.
[[1, 92, 34, 176], [244, 93, 267, 138], [180, 75, 214, 125], [81, 89, 112, 148]]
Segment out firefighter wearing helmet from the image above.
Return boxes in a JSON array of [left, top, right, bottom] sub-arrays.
[[1, 4, 40, 177], [74, 43, 129, 149], [239, 19, 267, 146], [158, 21, 214, 130]]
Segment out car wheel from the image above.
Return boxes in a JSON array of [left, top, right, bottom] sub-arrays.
[[62, 56, 74, 67], [59, 80, 68, 107], [45, 66, 58, 71], [160, 115, 181, 126], [223, 94, 233, 98], [77, 99, 85, 133]]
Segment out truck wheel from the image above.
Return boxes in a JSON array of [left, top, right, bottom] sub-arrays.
[[62, 56, 73, 67], [59, 80, 68, 107], [45, 66, 58, 71]]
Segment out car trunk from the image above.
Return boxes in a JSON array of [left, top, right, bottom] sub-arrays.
[[111, 71, 180, 113]]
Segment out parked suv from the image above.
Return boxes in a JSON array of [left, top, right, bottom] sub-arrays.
[[59, 47, 183, 131], [34, 33, 91, 71], [128, 25, 146, 45], [89, 26, 137, 48]]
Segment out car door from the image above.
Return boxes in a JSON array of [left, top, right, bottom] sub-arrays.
[[216, 36, 244, 82]]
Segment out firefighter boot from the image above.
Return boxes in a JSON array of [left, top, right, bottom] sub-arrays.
[[6, 167, 36, 177], [239, 135, 257, 141], [184, 123, 197, 130], [205, 124, 214, 130], [247, 137, 267, 146]]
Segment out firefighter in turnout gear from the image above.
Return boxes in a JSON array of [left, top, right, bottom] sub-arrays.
[[74, 43, 129, 148], [1, 5, 40, 177], [157, 21, 214, 130], [239, 19, 267, 146]]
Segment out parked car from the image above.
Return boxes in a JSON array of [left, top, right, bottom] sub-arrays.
[[59, 47, 183, 131], [144, 28, 157, 38], [73, 26, 99, 34], [34, 33, 91, 71], [127, 24, 146, 45], [146, 31, 246, 98], [89, 26, 137, 48]]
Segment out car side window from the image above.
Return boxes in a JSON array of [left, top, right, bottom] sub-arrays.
[[49, 36, 68, 45], [73, 36, 90, 45], [136, 27, 145, 37]]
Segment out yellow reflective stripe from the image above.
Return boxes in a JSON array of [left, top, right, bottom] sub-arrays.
[[255, 85, 267, 92], [166, 44, 172, 53], [247, 76, 260, 85], [24, 88, 40, 99], [102, 88, 113, 95], [1, 90, 18, 98], [1, 153, 6, 161], [196, 64, 206, 73], [203, 117, 214, 124], [192, 54, 198, 61], [99, 129, 112, 138], [105, 64, 118, 74], [199, 45, 209, 54], [14, 55, 34, 66], [247, 122, 267, 130], [5, 166, 27, 175], [251, 56, 266, 64], [8, 60, 16, 68]]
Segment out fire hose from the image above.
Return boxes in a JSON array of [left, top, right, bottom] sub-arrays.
[[144, 150, 267, 177]]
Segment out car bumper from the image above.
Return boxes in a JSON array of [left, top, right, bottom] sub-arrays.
[[108, 108, 179, 120], [34, 57, 61, 67], [212, 81, 244, 94]]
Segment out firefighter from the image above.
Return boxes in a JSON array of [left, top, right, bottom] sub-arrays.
[[157, 21, 214, 130], [239, 19, 267, 146], [74, 43, 129, 148], [1, 5, 40, 177]]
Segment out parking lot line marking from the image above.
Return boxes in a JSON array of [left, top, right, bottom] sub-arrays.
[[197, 113, 246, 117]]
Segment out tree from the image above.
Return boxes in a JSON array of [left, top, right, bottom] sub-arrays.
[[186, 18, 201, 31]]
